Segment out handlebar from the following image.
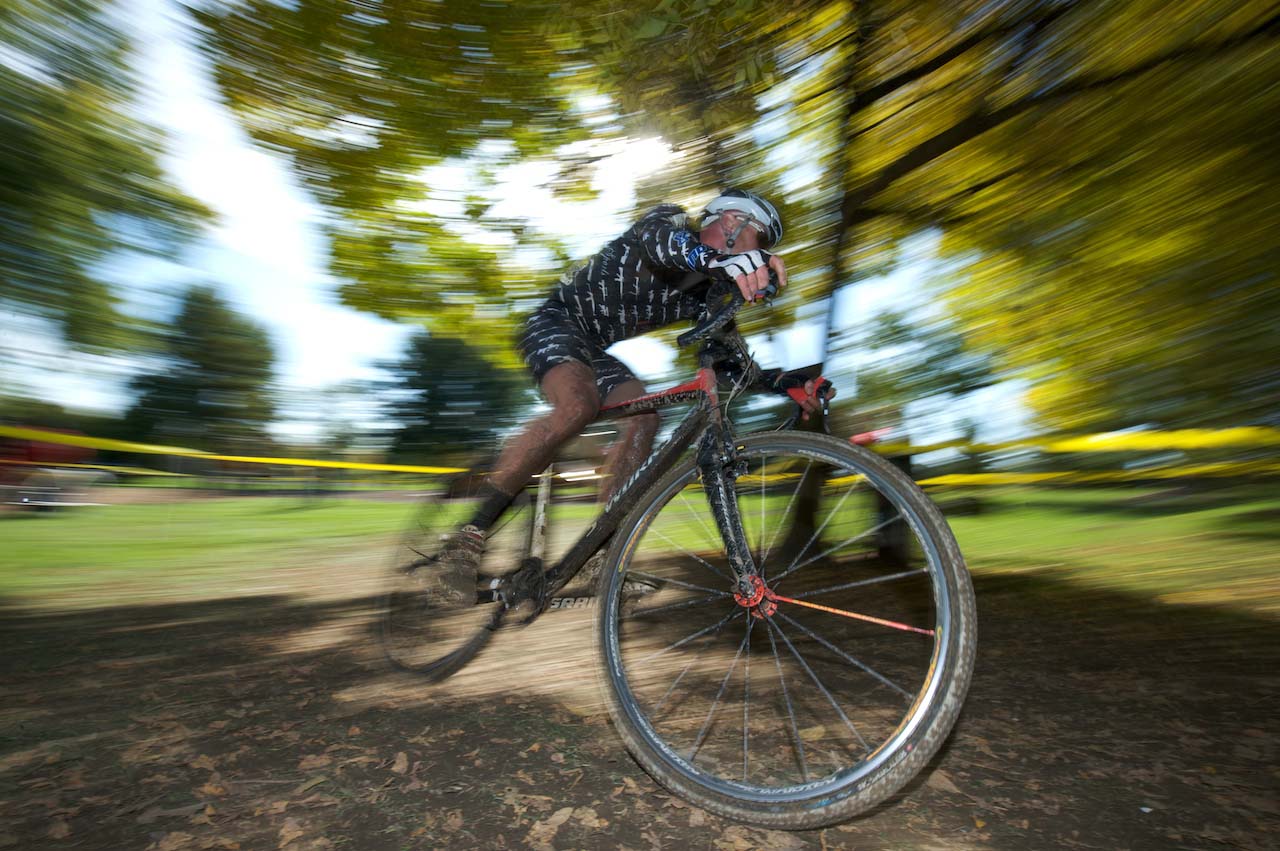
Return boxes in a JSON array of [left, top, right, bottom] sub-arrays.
[[676, 270, 780, 348]]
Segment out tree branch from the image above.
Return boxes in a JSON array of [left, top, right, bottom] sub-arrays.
[[793, 1, 1083, 112], [841, 13, 1280, 227]]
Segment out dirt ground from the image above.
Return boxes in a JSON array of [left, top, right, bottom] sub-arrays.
[[1, 553, 1276, 850]]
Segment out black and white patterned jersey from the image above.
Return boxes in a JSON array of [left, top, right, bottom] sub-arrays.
[[547, 204, 739, 347]]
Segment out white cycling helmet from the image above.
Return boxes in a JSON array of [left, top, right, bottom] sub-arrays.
[[701, 188, 783, 250]]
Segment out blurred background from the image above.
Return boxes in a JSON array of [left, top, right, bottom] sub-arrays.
[[2, 4, 1278, 848], [1, 0, 1276, 589]]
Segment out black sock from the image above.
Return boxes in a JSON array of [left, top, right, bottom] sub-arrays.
[[468, 483, 515, 531]]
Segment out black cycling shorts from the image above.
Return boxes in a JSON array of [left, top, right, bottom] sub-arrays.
[[517, 300, 638, 401]]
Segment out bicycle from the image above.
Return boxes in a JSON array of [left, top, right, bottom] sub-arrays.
[[380, 283, 977, 829]]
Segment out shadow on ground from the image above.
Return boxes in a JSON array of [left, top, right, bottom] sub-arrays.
[[1, 570, 1276, 850]]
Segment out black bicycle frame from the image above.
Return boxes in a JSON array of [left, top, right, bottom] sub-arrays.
[[495, 362, 760, 612]]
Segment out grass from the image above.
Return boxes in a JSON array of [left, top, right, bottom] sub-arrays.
[[944, 485, 1280, 615], [0, 498, 412, 603], [1, 485, 1276, 617]]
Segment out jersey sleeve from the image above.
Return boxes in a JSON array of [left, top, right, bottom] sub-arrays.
[[631, 205, 721, 274]]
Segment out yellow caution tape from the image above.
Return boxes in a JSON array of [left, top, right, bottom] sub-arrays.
[[919, 461, 1280, 486], [876, 427, 1280, 455], [0, 425, 465, 474], [0, 459, 188, 477], [4, 424, 1278, 481]]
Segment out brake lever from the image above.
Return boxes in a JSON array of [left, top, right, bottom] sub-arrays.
[[784, 377, 833, 434]]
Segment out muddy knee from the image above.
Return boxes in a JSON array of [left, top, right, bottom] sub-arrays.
[[551, 395, 599, 439]]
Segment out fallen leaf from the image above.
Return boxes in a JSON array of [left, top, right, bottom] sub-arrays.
[[278, 817, 304, 847], [550, 753, 565, 764], [48, 821, 70, 839], [269, 801, 289, 815], [151, 832, 195, 851], [974, 817, 987, 829], [926, 770, 963, 795], [527, 807, 574, 851], [689, 809, 707, 827], [298, 755, 331, 771], [712, 826, 756, 851], [346, 726, 361, 736], [573, 807, 607, 829], [390, 752, 409, 775], [444, 810, 464, 833], [299, 794, 339, 808], [190, 755, 216, 771], [291, 777, 327, 796]]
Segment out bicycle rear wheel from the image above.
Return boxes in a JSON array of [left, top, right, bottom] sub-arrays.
[[596, 432, 976, 828], [380, 472, 529, 679]]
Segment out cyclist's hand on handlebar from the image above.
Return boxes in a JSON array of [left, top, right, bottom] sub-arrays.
[[709, 250, 781, 302], [794, 378, 834, 420], [763, 254, 787, 301], [773, 371, 835, 421]]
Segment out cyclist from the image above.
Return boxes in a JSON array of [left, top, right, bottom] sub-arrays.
[[440, 188, 830, 594]]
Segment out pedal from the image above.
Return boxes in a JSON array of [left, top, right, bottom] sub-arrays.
[[503, 557, 547, 624]]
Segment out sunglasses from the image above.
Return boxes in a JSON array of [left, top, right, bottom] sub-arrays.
[[705, 210, 771, 247]]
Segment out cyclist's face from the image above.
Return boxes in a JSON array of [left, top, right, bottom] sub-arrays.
[[700, 211, 763, 253]]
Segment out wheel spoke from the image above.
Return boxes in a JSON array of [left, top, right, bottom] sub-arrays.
[[792, 568, 927, 600], [632, 571, 729, 597], [768, 615, 870, 753], [630, 591, 729, 619], [638, 606, 743, 665], [774, 610, 914, 699], [766, 618, 808, 783], [675, 489, 726, 559], [742, 617, 753, 782], [759, 458, 812, 569], [654, 654, 698, 715], [773, 512, 902, 586], [771, 479, 861, 584], [689, 625, 752, 763], [650, 527, 732, 583], [757, 455, 767, 576], [771, 591, 934, 637]]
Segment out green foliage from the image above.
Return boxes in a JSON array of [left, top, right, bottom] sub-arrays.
[[199, 0, 1280, 433], [379, 331, 534, 463], [0, 0, 209, 349], [805, 0, 1280, 429], [845, 308, 995, 415], [123, 287, 276, 452]]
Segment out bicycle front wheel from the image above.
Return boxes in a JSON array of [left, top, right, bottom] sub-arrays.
[[596, 432, 976, 829]]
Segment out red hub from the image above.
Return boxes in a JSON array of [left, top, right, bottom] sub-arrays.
[[733, 574, 778, 619]]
